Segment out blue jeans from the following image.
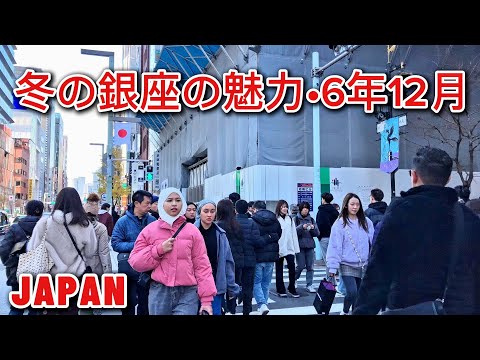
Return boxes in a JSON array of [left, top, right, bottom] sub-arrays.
[[295, 248, 315, 287], [337, 277, 346, 295], [212, 294, 225, 315], [254, 262, 274, 307], [319, 237, 330, 273], [341, 275, 362, 313]]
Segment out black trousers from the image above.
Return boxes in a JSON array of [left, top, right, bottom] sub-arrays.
[[240, 266, 255, 315], [275, 254, 296, 293], [123, 276, 149, 315]]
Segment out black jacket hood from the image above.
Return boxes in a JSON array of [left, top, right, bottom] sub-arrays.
[[368, 201, 388, 214], [18, 215, 42, 236], [318, 203, 339, 217], [252, 209, 278, 226]]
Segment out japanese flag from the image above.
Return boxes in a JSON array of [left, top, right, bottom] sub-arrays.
[[113, 122, 133, 149]]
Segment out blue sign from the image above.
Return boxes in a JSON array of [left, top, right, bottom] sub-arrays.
[[297, 183, 313, 211], [12, 92, 28, 110], [380, 116, 399, 173]]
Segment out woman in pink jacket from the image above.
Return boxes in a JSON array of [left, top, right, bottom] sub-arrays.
[[129, 187, 216, 315]]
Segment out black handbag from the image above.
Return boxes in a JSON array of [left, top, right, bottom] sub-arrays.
[[117, 253, 140, 280], [313, 277, 337, 315], [380, 202, 464, 315], [137, 221, 188, 288]]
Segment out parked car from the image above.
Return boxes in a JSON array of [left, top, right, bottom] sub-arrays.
[[0, 211, 10, 235]]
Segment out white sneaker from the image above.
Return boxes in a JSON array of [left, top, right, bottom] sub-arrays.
[[259, 304, 270, 315], [306, 285, 316, 293], [340, 310, 352, 315]]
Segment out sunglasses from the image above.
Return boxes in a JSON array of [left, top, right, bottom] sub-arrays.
[[409, 169, 414, 176]]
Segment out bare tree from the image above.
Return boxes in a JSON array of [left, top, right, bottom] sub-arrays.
[[410, 45, 480, 190]]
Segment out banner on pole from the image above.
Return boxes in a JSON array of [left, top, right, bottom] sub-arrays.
[[113, 122, 133, 149]]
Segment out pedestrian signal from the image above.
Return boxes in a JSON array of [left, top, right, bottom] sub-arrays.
[[146, 165, 154, 181]]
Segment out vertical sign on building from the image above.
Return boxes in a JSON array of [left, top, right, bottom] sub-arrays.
[[297, 183, 313, 211], [27, 179, 33, 200], [153, 150, 160, 192]]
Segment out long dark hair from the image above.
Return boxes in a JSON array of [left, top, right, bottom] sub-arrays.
[[216, 199, 241, 236], [339, 193, 368, 232], [53, 187, 90, 227], [275, 199, 289, 217]]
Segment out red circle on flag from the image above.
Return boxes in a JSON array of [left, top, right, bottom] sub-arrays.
[[118, 129, 127, 138]]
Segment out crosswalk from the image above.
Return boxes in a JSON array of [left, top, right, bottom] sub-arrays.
[[236, 267, 345, 315]]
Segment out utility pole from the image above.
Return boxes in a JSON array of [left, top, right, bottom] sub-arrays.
[[311, 45, 362, 212], [385, 45, 405, 200], [80, 49, 115, 212]]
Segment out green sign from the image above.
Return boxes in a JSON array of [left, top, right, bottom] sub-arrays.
[[122, 183, 127, 189], [235, 169, 240, 195], [146, 173, 154, 181]]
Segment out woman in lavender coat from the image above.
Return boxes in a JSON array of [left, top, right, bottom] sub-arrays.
[[326, 193, 374, 315]]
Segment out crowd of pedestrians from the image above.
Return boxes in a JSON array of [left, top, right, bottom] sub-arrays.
[[2, 145, 480, 315]]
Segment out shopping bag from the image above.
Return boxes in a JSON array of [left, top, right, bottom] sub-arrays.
[[313, 278, 337, 315]]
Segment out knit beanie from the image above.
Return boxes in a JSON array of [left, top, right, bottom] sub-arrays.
[[25, 200, 44, 216], [194, 199, 216, 226]]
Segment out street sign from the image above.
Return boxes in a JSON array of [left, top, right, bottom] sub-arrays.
[[297, 183, 313, 211], [101, 193, 107, 202]]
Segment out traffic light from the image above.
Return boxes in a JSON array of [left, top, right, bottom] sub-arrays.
[[146, 165, 154, 181]]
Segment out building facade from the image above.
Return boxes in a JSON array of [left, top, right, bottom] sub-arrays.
[[13, 138, 29, 211], [130, 45, 480, 204]]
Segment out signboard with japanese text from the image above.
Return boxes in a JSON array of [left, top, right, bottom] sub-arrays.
[[297, 183, 313, 211]]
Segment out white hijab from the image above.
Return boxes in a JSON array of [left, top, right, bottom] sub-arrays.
[[157, 187, 187, 226]]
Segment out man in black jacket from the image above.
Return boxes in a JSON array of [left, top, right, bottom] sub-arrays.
[[0, 200, 44, 315], [316, 192, 339, 273], [251, 200, 282, 315], [353, 146, 480, 315], [364, 188, 388, 227], [235, 200, 262, 315]]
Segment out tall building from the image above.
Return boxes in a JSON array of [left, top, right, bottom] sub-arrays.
[[0, 45, 15, 125], [132, 45, 480, 206], [0, 125, 14, 212], [73, 177, 86, 200], [10, 65, 46, 202], [60, 134, 68, 189], [0, 46, 16, 213], [13, 138, 29, 212]]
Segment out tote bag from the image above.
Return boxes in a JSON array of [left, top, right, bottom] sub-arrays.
[[16, 227, 54, 279]]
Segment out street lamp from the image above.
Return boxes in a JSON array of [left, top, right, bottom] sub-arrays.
[[81, 48, 115, 212]]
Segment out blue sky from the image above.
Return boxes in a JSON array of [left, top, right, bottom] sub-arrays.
[[14, 45, 124, 185]]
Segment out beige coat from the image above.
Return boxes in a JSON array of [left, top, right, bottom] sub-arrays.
[[91, 219, 112, 275], [28, 210, 97, 277]]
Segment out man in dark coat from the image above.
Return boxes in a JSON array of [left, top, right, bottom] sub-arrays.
[[364, 188, 388, 227], [354, 146, 480, 315], [0, 200, 44, 315], [235, 199, 263, 315], [251, 200, 282, 315], [316, 192, 339, 272]]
